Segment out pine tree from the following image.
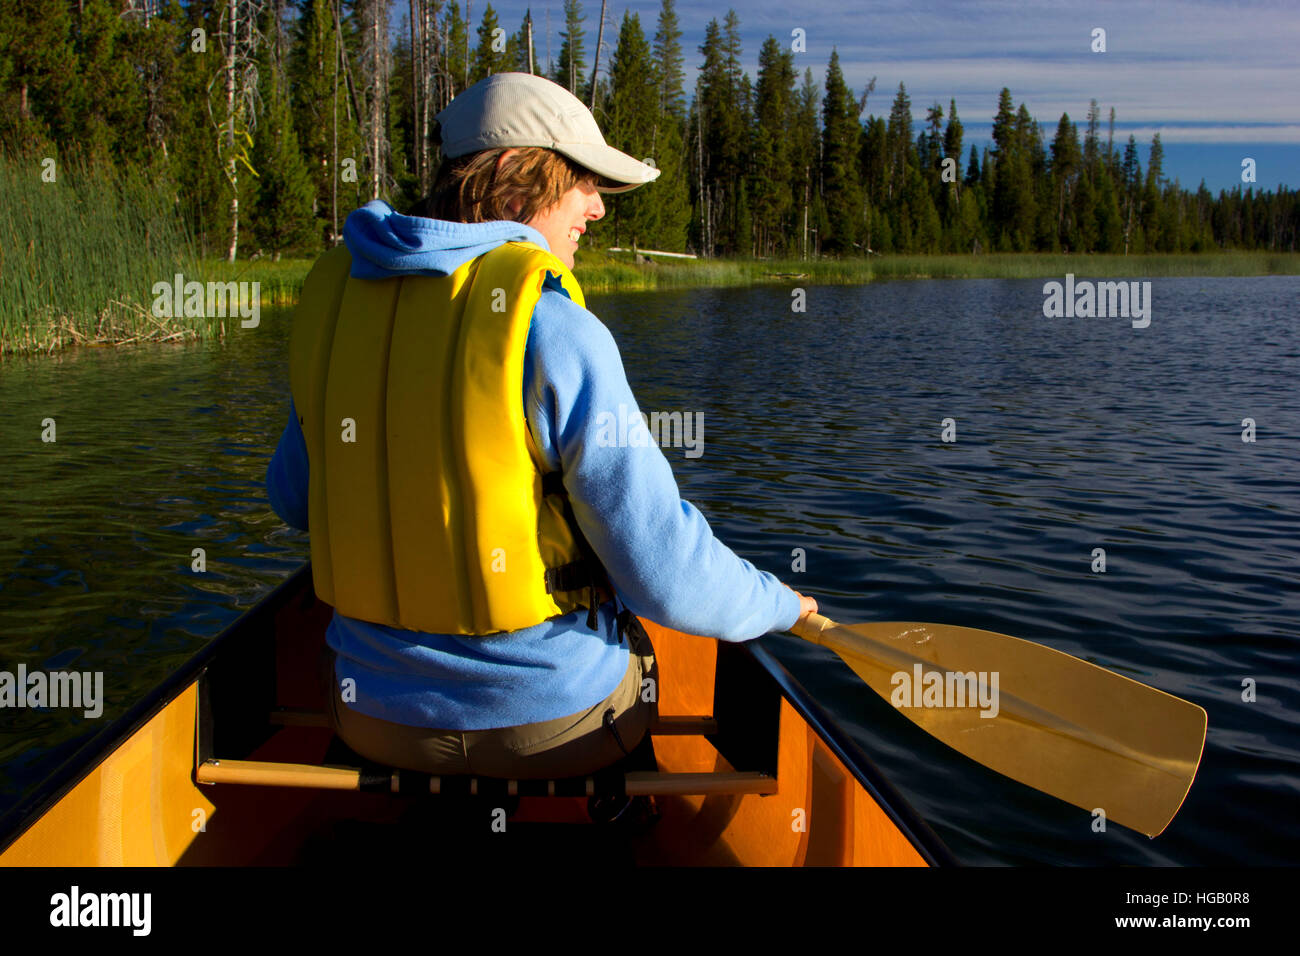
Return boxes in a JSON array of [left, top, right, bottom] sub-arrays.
[[920, 102, 943, 174], [1072, 165, 1098, 251], [1143, 133, 1167, 250], [388, 17, 418, 205], [1094, 169, 1124, 252], [645, 0, 690, 250], [288, 1, 339, 240], [471, 3, 509, 81], [719, 9, 749, 253], [443, 2, 468, 97], [939, 99, 963, 236], [73, 0, 139, 161], [860, 115, 887, 208], [917, 101, 943, 245], [903, 164, 941, 252], [552, 0, 586, 95], [1121, 134, 1141, 253], [750, 36, 795, 257], [884, 83, 913, 202], [964, 144, 980, 188], [0, 0, 79, 150], [1017, 102, 1043, 249], [120, 0, 187, 162], [171, 0, 235, 257], [943, 100, 963, 169], [693, 15, 748, 255], [990, 89, 1035, 249], [820, 49, 864, 254], [251, 34, 318, 256], [1049, 113, 1081, 250], [691, 20, 723, 256], [1083, 98, 1101, 178], [792, 68, 820, 258], [653, 0, 685, 121], [509, 14, 533, 73], [605, 12, 657, 248]]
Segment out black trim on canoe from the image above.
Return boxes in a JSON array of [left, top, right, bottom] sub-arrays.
[[742, 640, 958, 867], [0, 563, 956, 866], [0, 564, 314, 856]]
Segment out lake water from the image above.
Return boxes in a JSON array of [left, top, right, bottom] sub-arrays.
[[2, 275, 1297, 864]]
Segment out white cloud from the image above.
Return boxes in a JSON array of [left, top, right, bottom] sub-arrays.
[[672, 0, 1300, 137]]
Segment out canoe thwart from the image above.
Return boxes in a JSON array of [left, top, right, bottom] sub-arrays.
[[196, 758, 774, 798]]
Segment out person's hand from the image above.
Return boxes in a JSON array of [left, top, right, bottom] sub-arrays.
[[790, 589, 818, 629]]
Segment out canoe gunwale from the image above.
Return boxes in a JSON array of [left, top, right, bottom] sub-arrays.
[[1, 563, 955, 865], [740, 639, 957, 866], [0, 564, 313, 856]]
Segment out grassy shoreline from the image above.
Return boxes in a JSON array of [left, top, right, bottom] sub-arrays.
[[572, 250, 1300, 292], [4, 250, 1298, 356]]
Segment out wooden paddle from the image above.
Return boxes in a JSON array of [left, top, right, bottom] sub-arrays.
[[788, 613, 1207, 838]]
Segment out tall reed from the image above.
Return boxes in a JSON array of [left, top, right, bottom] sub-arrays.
[[0, 151, 198, 355]]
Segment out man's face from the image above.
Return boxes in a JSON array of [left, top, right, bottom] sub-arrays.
[[524, 177, 606, 269]]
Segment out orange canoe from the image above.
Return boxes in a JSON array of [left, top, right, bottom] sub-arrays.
[[0, 564, 952, 866]]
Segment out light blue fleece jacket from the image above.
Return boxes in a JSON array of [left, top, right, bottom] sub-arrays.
[[266, 200, 801, 729]]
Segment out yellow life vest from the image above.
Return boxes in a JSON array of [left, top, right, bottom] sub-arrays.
[[288, 240, 608, 635]]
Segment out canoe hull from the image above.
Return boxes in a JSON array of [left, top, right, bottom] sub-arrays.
[[0, 567, 948, 866]]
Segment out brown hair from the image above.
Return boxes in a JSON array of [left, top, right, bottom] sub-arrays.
[[418, 146, 604, 224]]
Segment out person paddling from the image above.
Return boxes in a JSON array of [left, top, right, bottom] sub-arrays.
[[267, 72, 817, 787]]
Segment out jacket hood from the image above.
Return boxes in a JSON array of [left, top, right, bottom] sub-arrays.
[[342, 200, 552, 279]]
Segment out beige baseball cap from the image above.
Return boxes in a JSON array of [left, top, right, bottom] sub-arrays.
[[435, 72, 661, 194]]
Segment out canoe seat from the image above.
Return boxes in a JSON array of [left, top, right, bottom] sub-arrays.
[[193, 602, 784, 808], [196, 710, 776, 798], [195, 758, 775, 798]]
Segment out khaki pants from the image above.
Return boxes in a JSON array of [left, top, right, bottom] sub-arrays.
[[322, 625, 658, 779]]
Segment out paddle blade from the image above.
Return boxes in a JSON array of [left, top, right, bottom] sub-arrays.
[[792, 616, 1207, 838]]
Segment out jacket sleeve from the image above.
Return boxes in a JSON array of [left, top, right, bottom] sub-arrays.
[[266, 398, 310, 532], [523, 286, 802, 641]]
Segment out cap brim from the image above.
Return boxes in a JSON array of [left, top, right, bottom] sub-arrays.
[[555, 142, 661, 194]]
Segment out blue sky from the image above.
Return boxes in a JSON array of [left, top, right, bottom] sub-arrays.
[[429, 0, 1298, 192]]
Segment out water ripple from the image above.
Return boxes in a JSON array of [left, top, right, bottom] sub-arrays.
[[1, 278, 1297, 865]]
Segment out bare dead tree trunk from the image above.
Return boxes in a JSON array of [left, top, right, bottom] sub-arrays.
[[423, 1, 438, 172], [333, 1, 365, 153], [332, 6, 340, 243], [435, 20, 451, 110], [225, 0, 239, 261], [696, 104, 711, 258], [410, 0, 423, 192], [588, 0, 606, 111], [526, 9, 534, 74], [373, 6, 382, 199], [210, 0, 264, 262], [364, 1, 388, 200]]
